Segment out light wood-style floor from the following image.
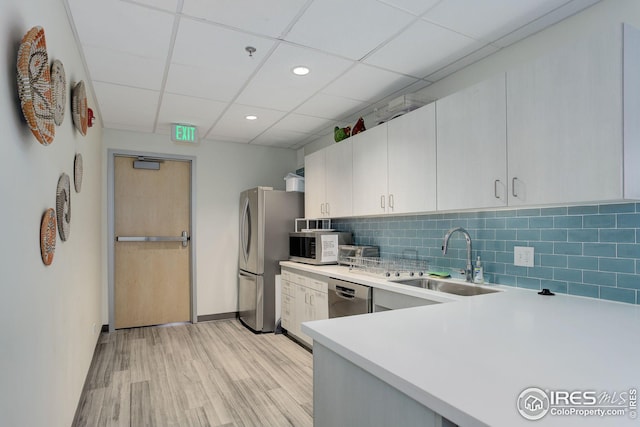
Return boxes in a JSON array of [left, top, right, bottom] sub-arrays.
[[72, 319, 313, 427]]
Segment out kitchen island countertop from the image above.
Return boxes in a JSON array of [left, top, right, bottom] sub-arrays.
[[285, 261, 640, 426]]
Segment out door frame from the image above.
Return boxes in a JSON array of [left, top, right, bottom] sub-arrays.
[[107, 149, 197, 332]]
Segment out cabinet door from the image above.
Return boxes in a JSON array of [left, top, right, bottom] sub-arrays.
[[387, 104, 437, 214], [352, 124, 388, 216], [507, 26, 624, 205], [281, 279, 294, 330], [304, 150, 326, 218], [313, 290, 328, 321], [294, 284, 312, 346], [436, 75, 508, 210], [324, 140, 353, 218]]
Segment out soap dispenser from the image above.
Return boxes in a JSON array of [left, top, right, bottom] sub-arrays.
[[473, 256, 484, 284]]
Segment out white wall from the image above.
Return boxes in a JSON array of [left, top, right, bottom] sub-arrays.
[[102, 129, 298, 319], [0, 1, 103, 426], [299, 0, 640, 160]]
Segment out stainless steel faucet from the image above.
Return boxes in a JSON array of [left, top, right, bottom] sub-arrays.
[[442, 227, 473, 282]]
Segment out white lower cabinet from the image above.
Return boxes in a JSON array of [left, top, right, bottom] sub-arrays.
[[372, 288, 438, 312], [281, 267, 328, 347]]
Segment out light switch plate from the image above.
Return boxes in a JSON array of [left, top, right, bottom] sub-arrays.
[[514, 246, 534, 267]]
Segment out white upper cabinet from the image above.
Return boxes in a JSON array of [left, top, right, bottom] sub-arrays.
[[324, 140, 353, 217], [387, 104, 437, 214], [304, 149, 326, 218], [304, 140, 353, 218], [436, 74, 508, 211], [506, 23, 640, 205], [352, 104, 437, 216], [352, 123, 388, 216]]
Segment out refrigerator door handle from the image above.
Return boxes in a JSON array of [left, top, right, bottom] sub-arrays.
[[241, 196, 251, 264]]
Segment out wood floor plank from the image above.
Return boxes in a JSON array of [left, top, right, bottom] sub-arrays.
[[130, 381, 152, 427], [73, 319, 313, 427]]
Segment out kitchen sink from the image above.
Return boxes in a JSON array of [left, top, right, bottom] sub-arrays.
[[392, 278, 500, 296]]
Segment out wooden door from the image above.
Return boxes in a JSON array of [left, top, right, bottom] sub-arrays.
[[114, 156, 191, 329]]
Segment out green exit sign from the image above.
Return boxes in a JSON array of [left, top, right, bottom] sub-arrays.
[[171, 124, 198, 143]]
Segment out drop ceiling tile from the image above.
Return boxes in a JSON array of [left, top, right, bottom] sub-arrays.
[[156, 93, 227, 134], [294, 93, 366, 120], [273, 114, 334, 135], [364, 20, 484, 78], [83, 47, 166, 90], [377, 0, 441, 16], [165, 63, 243, 102], [422, 0, 569, 43], [207, 104, 287, 142], [285, 0, 416, 60], [235, 43, 354, 111], [68, 0, 174, 58], [92, 82, 160, 132], [321, 64, 419, 102], [171, 18, 276, 68], [250, 128, 310, 148], [128, 0, 179, 13], [182, 0, 307, 38]]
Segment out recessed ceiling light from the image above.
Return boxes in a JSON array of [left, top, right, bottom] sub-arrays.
[[245, 115, 258, 120], [292, 66, 310, 76]]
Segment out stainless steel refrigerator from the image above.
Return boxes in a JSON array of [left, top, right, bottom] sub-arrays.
[[238, 187, 303, 333]]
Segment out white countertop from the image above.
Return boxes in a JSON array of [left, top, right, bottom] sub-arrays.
[[280, 261, 481, 304], [282, 261, 640, 426]]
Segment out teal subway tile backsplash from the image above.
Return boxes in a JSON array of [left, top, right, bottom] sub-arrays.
[[600, 203, 635, 213], [332, 202, 640, 305], [600, 286, 636, 304]]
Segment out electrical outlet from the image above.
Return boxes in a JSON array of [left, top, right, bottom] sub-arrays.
[[514, 246, 534, 267], [92, 323, 98, 335]]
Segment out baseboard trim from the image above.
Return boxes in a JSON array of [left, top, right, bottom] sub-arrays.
[[197, 312, 238, 322]]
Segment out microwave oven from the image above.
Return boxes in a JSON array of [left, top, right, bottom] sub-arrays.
[[289, 231, 352, 265]]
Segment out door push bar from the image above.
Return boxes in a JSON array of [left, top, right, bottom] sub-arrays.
[[116, 231, 190, 247]]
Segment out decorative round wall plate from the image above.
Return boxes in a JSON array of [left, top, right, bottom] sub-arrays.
[[72, 81, 88, 136], [40, 208, 57, 266], [56, 173, 71, 241], [51, 59, 66, 126], [16, 26, 55, 145], [74, 153, 83, 193]]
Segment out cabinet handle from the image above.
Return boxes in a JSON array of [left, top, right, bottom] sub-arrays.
[[380, 195, 385, 209], [320, 203, 325, 215], [512, 177, 519, 198], [389, 194, 394, 209], [494, 180, 500, 199], [309, 293, 314, 306], [326, 203, 330, 216]]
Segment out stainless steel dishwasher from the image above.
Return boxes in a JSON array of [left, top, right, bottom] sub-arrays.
[[328, 278, 372, 318]]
